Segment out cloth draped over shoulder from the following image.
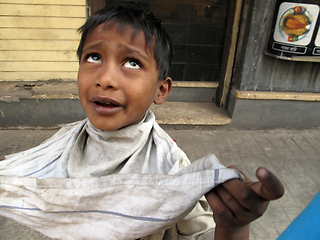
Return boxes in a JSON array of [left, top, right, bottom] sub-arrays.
[[0, 110, 242, 240]]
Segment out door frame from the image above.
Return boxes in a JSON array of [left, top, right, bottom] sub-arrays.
[[86, 0, 245, 108], [216, 0, 244, 108]]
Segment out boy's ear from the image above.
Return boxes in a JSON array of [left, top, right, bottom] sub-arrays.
[[154, 77, 172, 105]]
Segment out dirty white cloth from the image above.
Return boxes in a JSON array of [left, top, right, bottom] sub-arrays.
[[0, 110, 242, 240]]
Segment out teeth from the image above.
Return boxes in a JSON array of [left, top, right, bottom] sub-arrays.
[[95, 101, 117, 107]]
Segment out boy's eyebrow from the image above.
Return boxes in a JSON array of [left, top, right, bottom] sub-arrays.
[[82, 42, 103, 53], [82, 42, 151, 62], [120, 45, 150, 62]]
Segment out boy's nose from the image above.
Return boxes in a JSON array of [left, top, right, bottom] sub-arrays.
[[96, 63, 120, 90]]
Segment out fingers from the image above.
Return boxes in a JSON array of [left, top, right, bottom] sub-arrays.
[[205, 181, 267, 229], [205, 166, 284, 233], [229, 166, 285, 201], [221, 178, 269, 217], [254, 167, 285, 200], [227, 166, 252, 185], [205, 188, 234, 222], [205, 186, 251, 229]]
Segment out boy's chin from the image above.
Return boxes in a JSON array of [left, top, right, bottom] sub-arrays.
[[90, 121, 124, 131], [88, 119, 140, 132], [87, 113, 147, 131]]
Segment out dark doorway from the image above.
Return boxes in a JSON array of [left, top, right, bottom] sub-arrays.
[[87, 0, 230, 83]]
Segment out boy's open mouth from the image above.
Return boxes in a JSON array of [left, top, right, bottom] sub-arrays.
[[94, 101, 119, 108], [90, 97, 124, 113]]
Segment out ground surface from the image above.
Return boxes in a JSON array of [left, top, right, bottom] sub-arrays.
[[0, 127, 319, 239]]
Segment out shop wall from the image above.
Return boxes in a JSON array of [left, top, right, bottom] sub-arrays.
[[233, 0, 320, 93], [0, 0, 87, 82], [226, 0, 320, 129]]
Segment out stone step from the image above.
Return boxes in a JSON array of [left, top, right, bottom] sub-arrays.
[[166, 81, 218, 102], [0, 81, 219, 102], [150, 102, 231, 126], [0, 81, 230, 128]]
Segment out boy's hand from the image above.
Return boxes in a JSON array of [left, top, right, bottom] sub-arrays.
[[205, 167, 284, 240]]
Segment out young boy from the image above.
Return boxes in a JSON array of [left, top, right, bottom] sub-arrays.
[[0, 4, 284, 240]]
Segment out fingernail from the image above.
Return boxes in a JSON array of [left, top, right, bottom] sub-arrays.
[[257, 167, 267, 178]]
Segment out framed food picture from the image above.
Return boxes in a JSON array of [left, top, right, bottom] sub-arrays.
[[274, 3, 318, 45], [266, 0, 320, 61]]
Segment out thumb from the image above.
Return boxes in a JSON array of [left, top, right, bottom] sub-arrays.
[[253, 167, 285, 200]]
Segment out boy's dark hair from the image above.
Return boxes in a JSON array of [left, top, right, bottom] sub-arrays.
[[77, 4, 172, 80]]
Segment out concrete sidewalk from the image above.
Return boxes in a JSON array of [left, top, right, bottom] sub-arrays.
[[0, 126, 319, 239]]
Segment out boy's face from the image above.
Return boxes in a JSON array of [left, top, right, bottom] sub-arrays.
[[78, 23, 171, 131]]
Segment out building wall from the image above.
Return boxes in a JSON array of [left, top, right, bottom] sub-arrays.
[[0, 0, 87, 81], [233, 0, 320, 93], [226, 0, 320, 129]]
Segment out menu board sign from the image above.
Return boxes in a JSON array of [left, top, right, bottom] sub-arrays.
[[266, 0, 320, 61]]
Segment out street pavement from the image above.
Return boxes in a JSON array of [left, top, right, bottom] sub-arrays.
[[0, 126, 319, 240]]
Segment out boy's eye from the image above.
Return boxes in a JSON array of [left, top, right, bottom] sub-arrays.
[[123, 59, 141, 69], [86, 54, 102, 63]]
